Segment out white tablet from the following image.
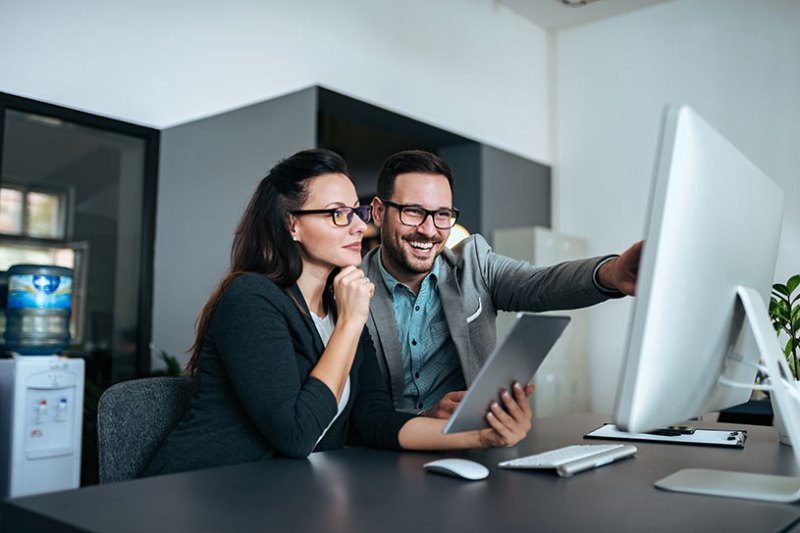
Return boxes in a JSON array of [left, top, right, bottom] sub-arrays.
[[442, 313, 570, 434]]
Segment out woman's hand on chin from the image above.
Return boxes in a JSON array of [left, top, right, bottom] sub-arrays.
[[333, 266, 374, 328]]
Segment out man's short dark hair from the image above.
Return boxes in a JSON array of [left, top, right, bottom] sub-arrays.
[[376, 150, 454, 200]]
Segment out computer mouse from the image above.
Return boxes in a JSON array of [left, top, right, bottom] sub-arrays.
[[423, 458, 490, 480]]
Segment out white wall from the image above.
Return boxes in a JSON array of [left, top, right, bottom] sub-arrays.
[[555, 0, 800, 413], [0, 0, 553, 366], [0, 0, 551, 164]]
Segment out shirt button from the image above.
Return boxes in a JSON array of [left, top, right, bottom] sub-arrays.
[[415, 372, 420, 379], [415, 306, 420, 311], [411, 339, 417, 346]]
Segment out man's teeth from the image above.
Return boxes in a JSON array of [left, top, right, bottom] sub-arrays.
[[409, 241, 433, 250]]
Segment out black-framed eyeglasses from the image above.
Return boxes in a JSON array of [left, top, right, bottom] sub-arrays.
[[291, 206, 372, 227], [380, 199, 459, 229]]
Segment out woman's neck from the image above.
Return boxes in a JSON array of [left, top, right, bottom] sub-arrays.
[[296, 264, 331, 316]]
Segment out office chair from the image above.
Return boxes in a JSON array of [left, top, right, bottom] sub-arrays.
[[97, 376, 193, 483]]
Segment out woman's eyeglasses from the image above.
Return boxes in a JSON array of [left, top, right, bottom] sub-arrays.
[[291, 206, 372, 227]]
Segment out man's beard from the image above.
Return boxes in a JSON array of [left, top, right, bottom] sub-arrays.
[[383, 234, 440, 276]]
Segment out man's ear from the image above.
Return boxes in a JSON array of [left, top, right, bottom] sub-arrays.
[[371, 197, 384, 228]]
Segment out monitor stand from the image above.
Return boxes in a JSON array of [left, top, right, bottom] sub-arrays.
[[655, 286, 800, 503]]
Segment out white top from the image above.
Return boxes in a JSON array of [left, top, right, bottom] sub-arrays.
[[311, 311, 350, 446]]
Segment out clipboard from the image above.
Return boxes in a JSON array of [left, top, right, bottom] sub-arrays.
[[585, 424, 747, 448]]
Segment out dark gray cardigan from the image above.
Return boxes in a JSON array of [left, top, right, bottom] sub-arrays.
[[143, 274, 414, 477]]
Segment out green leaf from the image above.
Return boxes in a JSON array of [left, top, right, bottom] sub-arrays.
[[770, 299, 784, 322], [774, 300, 791, 322], [788, 274, 800, 295], [774, 283, 790, 296], [786, 338, 794, 357], [159, 350, 183, 377], [792, 292, 800, 306]]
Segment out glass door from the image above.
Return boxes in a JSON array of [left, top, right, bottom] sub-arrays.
[[0, 95, 159, 385]]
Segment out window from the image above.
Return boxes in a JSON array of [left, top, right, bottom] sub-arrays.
[[0, 183, 67, 239]]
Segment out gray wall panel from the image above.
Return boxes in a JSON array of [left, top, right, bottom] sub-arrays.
[[151, 88, 317, 366]]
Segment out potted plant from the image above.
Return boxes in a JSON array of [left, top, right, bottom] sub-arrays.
[[768, 274, 800, 444], [770, 274, 800, 380]]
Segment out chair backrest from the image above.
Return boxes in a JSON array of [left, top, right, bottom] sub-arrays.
[[97, 376, 193, 483]]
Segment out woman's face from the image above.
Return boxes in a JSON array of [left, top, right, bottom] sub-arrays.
[[290, 173, 367, 272]]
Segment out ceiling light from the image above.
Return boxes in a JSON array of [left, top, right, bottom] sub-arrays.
[[559, 0, 602, 7]]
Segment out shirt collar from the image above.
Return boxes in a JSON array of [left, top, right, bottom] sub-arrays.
[[378, 249, 440, 294]]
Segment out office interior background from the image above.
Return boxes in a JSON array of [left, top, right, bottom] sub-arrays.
[[0, 0, 798, 415]]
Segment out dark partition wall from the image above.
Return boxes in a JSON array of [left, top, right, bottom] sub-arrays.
[[480, 145, 551, 242], [442, 143, 552, 244], [317, 87, 551, 243]]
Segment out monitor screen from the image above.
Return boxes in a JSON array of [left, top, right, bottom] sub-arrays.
[[613, 105, 784, 433]]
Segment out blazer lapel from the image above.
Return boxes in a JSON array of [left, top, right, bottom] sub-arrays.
[[364, 251, 406, 407], [288, 284, 325, 361], [437, 256, 476, 384]]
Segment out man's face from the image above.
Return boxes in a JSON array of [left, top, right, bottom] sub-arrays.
[[372, 172, 453, 281]]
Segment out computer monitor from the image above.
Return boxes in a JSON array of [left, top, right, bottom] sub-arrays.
[[612, 105, 800, 502]]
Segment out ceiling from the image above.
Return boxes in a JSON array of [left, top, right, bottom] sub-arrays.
[[499, 0, 673, 30]]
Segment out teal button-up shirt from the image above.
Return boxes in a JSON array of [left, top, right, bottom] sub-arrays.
[[378, 255, 466, 411]]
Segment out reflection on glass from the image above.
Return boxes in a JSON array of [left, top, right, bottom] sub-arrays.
[[3, 108, 147, 385], [26, 191, 63, 238], [0, 187, 23, 233]]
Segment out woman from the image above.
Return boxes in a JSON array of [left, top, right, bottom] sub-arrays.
[[143, 149, 531, 476]]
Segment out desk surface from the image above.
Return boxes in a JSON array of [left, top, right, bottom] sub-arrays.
[[3, 413, 800, 533]]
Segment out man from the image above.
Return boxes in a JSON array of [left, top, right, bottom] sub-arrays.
[[361, 150, 641, 418]]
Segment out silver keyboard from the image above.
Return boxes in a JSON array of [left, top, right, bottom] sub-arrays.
[[498, 444, 637, 477]]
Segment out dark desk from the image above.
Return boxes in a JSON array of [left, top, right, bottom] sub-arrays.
[[3, 413, 800, 532]]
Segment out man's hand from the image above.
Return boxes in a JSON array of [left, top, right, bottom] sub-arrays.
[[423, 391, 466, 419], [423, 384, 535, 420], [598, 241, 643, 296]]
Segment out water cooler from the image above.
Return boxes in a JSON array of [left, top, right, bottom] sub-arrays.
[[0, 264, 84, 498]]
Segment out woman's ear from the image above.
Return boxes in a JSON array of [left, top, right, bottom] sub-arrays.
[[288, 215, 300, 243]]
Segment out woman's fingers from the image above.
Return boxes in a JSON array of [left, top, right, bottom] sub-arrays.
[[483, 382, 534, 446], [485, 410, 513, 443], [332, 267, 373, 326], [512, 382, 533, 419], [335, 266, 373, 295]]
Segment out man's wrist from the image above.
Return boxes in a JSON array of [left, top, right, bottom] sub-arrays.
[[592, 255, 624, 297]]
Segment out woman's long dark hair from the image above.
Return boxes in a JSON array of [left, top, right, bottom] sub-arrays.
[[186, 148, 349, 376]]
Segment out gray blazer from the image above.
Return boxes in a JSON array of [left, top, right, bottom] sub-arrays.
[[361, 234, 613, 410]]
